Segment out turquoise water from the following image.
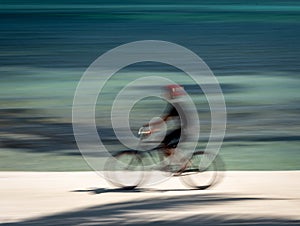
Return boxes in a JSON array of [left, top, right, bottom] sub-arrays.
[[0, 1, 299, 170]]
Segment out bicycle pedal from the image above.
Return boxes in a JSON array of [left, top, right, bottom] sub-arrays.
[[172, 172, 183, 176]]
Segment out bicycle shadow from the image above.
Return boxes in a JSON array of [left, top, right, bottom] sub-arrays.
[[72, 187, 201, 194]]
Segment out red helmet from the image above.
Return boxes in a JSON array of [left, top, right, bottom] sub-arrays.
[[165, 84, 185, 98]]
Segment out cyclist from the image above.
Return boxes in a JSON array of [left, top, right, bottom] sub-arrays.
[[143, 84, 188, 162]]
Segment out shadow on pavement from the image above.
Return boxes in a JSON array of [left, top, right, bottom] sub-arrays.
[[72, 186, 222, 194], [2, 193, 298, 226]]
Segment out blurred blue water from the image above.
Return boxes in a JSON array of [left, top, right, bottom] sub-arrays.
[[0, 1, 299, 170], [1, 1, 300, 73]]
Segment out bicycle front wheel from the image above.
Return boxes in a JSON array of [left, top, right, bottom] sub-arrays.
[[104, 151, 144, 189], [180, 151, 224, 190]]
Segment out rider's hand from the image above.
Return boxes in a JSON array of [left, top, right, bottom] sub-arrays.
[[138, 126, 151, 136]]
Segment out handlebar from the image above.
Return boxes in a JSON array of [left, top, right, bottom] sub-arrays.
[[138, 126, 151, 136]]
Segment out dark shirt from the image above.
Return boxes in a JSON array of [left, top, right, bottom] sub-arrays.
[[164, 102, 187, 129]]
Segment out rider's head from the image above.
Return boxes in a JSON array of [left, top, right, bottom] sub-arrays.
[[164, 84, 185, 100]]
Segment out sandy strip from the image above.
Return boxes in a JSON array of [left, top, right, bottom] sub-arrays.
[[0, 171, 300, 225]]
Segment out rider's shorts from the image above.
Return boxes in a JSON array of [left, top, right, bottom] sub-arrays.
[[162, 128, 181, 148]]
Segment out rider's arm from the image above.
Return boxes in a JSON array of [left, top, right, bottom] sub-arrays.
[[143, 103, 175, 127], [143, 114, 169, 127]]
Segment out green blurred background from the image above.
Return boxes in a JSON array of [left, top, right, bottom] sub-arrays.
[[0, 0, 299, 171]]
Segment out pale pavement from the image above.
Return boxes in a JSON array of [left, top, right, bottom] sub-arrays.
[[0, 171, 300, 225]]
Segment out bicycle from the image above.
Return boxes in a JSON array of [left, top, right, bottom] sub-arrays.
[[104, 126, 225, 190]]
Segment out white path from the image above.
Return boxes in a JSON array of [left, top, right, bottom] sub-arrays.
[[0, 171, 299, 225]]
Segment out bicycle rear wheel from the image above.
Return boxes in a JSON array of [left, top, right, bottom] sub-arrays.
[[104, 151, 144, 189], [180, 151, 224, 190]]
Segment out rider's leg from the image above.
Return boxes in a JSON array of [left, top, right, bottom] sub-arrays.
[[161, 130, 178, 157]]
